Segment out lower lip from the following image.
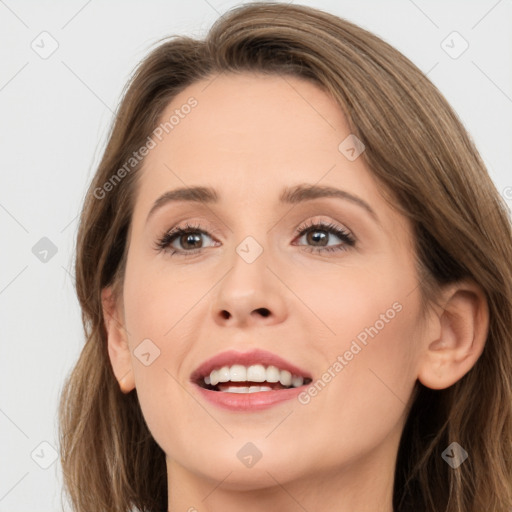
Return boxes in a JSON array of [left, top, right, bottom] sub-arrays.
[[193, 384, 304, 411]]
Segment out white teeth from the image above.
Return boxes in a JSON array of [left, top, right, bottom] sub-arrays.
[[210, 366, 230, 386], [218, 366, 230, 383], [292, 375, 304, 388], [279, 370, 292, 387], [203, 364, 306, 389], [226, 386, 248, 393], [210, 369, 219, 386], [218, 385, 274, 393], [230, 364, 247, 382], [247, 364, 266, 382], [266, 365, 280, 382]]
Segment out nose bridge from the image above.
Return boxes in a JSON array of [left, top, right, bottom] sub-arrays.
[[210, 228, 286, 326], [224, 233, 269, 303]]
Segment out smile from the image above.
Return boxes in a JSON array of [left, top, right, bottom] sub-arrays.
[[190, 349, 313, 410], [199, 363, 311, 392]]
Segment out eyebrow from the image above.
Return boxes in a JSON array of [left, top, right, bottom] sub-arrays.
[[146, 183, 378, 223]]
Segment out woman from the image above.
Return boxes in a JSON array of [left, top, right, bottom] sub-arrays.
[[58, 2, 512, 511]]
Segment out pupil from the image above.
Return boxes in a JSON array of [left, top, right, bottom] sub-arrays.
[[309, 230, 327, 246], [183, 233, 201, 249]]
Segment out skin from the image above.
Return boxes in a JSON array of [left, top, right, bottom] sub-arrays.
[[102, 73, 489, 512]]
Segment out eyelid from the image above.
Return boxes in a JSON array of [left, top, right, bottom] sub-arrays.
[[293, 215, 354, 238]]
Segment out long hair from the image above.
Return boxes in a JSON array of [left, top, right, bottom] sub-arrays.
[[58, 3, 512, 511]]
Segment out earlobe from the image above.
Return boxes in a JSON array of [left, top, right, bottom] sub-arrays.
[[417, 281, 489, 390], [101, 286, 136, 393]]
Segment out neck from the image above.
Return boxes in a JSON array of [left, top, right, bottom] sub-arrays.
[[166, 451, 395, 512]]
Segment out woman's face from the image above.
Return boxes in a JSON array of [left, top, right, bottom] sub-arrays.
[[109, 73, 431, 492]]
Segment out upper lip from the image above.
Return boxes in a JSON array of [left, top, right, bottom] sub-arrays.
[[190, 348, 312, 383]]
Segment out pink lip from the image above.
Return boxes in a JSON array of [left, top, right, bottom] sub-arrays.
[[194, 385, 305, 411], [190, 348, 312, 382]]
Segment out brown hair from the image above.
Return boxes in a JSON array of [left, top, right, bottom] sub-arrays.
[[58, 2, 512, 511]]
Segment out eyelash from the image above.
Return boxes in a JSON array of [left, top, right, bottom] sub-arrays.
[[154, 220, 356, 258]]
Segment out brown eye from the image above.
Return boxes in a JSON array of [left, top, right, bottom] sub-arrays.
[[177, 232, 204, 250], [294, 221, 355, 254], [155, 221, 219, 257]]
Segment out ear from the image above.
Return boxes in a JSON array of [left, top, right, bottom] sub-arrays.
[[101, 285, 135, 393], [417, 280, 489, 390]]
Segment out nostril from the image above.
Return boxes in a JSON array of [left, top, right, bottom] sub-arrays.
[[255, 307, 270, 317], [220, 310, 230, 320]]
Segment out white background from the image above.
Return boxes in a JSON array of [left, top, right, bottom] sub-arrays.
[[1, 1, 511, 510]]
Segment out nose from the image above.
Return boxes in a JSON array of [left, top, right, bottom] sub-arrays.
[[211, 249, 288, 328]]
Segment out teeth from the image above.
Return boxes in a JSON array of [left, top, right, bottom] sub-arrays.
[[225, 386, 248, 393], [279, 370, 292, 387], [266, 365, 280, 382], [210, 369, 219, 386], [210, 366, 230, 386], [220, 385, 274, 393], [203, 364, 306, 389], [292, 375, 304, 388], [246, 364, 266, 382], [230, 364, 246, 382], [218, 366, 230, 383]]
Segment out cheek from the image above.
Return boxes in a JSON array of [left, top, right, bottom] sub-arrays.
[[121, 256, 195, 420], [293, 268, 420, 431], [285, 302, 420, 473], [319, 269, 420, 393], [123, 250, 202, 341]]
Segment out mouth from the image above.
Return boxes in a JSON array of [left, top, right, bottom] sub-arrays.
[[195, 364, 312, 393], [190, 349, 313, 409]]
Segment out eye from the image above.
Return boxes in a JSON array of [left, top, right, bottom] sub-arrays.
[[154, 221, 219, 257], [293, 220, 355, 254]]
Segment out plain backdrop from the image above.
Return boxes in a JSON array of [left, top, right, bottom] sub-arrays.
[[1, 1, 511, 510]]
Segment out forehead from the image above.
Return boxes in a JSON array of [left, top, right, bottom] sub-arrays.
[[135, 72, 383, 213]]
